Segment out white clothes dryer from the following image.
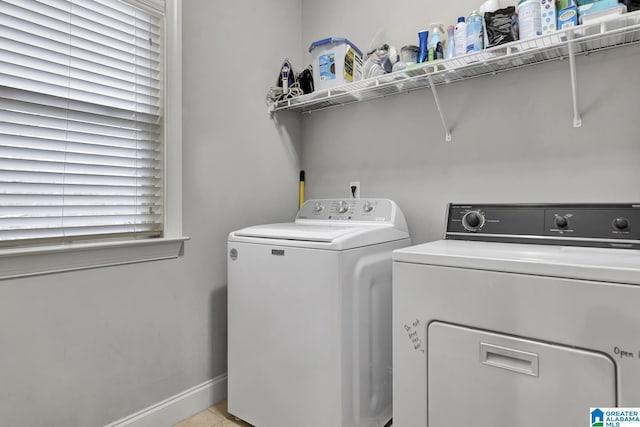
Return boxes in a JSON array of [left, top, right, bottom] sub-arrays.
[[228, 199, 411, 427], [393, 203, 640, 427]]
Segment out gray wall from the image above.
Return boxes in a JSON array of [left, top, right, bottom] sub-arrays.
[[300, 0, 640, 244], [181, 0, 302, 398], [0, 1, 301, 426], [1, 1, 637, 425]]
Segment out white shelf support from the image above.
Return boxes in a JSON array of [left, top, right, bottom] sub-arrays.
[[567, 32, 583, 128], [427, 74, 452, 142]]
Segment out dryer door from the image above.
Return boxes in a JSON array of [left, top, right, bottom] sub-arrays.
[[428, 322, 616, 427]]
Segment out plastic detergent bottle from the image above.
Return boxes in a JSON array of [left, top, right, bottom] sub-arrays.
[[466, 10, 484, 53], [518, 0, 542, 39], [454, 16, 467, 57], [428, 23, 445, 61], [417, 30, 429, 63]]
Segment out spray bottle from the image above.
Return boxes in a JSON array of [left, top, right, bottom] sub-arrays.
[[445, 25, 455, 59], [428, 23, 445, 61]]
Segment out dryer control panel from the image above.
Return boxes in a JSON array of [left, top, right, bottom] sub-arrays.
[[446, 203, 640, 249], [296, 199, 394, 222]]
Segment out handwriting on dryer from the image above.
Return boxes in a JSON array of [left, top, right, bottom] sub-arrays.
[[404, 320, 425, 353]]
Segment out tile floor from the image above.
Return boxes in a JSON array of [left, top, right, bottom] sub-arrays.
[[172, 400, 252, 427]]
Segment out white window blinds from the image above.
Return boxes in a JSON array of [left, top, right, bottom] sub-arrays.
[[0, 0, 165, 246]]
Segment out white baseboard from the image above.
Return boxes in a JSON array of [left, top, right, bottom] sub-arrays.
[[104, 374, 227, 427]]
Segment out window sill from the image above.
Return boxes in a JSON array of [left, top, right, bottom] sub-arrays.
[[0, 237, 189, 280]]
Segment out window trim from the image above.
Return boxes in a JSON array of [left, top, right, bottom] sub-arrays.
[[0, 0, 187, 280], [0, 236, 188, 280]]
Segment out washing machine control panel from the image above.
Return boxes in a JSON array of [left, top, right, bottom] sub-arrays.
[[446, 203, 640, 249], [297, 199, 394, 222]]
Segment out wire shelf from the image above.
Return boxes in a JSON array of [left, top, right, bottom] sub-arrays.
[[272, 11, 640, 114]]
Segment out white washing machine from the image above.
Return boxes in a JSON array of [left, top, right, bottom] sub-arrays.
[[228, 199, 411, 427], [393, 203, 640, 427]]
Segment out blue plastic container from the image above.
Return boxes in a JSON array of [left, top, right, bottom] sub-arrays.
[[466, 11, 484, 53], [417, 30, 429, 63]]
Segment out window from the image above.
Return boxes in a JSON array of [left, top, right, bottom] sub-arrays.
[[0, 0, 166, 248]]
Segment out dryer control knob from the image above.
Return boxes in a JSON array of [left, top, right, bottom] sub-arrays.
[[462, 211, 485, 232], [363, 201, 374, 212], [338, 200, 350, 214], [312, 202, 324, 213], [613, 217, 629, 230], [555, 215, 569, 229]]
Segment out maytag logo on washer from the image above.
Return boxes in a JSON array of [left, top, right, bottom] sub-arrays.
[[271, 249, 285, 256], [229, 248, 238, 261], [591, 408, 640, 426]]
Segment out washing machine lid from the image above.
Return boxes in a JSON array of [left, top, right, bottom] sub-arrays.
[[393, 239, 640, 285], [230, 223, 409, 250], [233, 223, 359, 242], [229, 198, 410, 250]]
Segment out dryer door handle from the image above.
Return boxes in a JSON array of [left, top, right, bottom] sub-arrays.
[[480, 342, 539, 377]]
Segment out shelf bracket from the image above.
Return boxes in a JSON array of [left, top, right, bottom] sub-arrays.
[[427, 74, 452, 142], [567, 32, 582, 128]]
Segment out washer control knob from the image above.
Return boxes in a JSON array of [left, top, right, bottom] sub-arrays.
[[462, 211, 485, 232], [338, 200, 350, 214], [363, 201, 374, 213], [555, 215, 569, 229], [312, 202, 324, 213], [613, 217, 630, 230]]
